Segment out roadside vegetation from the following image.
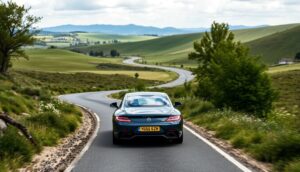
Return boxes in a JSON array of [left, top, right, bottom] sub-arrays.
[[0, 2, 82, 171], [0, 74, 83, 171]]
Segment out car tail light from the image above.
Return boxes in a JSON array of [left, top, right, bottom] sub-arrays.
[[166, 115, 181, 122], [115, 116, 131, 122]]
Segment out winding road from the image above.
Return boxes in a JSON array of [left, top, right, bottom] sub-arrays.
[[60, 57, 253, 172]]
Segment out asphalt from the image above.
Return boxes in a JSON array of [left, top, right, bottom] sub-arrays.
[[60, 57, 248, 172]]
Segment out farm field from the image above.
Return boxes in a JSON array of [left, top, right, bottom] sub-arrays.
[[34, 33, 158, 48], [268, 63, 300, 73], [76, 33, 157, 43], [13, 49, 175, 82]]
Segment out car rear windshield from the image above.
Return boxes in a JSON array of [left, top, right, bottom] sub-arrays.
[[125, 95, 171, 107]]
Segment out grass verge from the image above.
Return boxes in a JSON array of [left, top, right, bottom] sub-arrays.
[[0, 74, 82, 171]]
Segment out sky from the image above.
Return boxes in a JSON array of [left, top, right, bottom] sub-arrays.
[[5, 0, 300, 28]]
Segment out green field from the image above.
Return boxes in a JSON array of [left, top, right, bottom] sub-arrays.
[[13, 49, 175, 81], [268, 63, 300, 73], [73, 23, 300, 66], [76, 33, 157, 43], [35, 33, 158, 48]]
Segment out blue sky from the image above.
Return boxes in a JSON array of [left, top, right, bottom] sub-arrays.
[[7, 0, 300, 28]]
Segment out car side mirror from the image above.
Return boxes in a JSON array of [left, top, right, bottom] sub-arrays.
[[110, 102, 119, 108], [174, 102, 182, 107]]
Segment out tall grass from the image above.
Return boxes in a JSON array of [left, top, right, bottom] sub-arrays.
[[0, 74, 82, 171]]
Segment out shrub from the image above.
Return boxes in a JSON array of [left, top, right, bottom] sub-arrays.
[[19, 87, 41, 96], [189, 101, 214, 116], [284, 159, 300, 172], [251, 132, 300, 163], [0, 127, 35, 164], [27, 111, 80, 138], [135, 81, 146, 91]]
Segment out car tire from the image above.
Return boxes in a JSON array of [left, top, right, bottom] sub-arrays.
[[113, 133, 120, 145], [174, 134, 183, 144]]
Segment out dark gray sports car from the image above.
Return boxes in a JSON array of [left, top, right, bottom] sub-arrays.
[[110, 92, 183, 144]]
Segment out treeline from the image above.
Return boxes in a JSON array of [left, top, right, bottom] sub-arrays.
[[70, 49, 120, 57]]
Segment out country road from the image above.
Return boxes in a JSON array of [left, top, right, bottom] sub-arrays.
[[60, 57, 252, 172]]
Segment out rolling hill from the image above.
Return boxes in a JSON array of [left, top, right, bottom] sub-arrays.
[[246, 25, 300, 64], [74, 23, 300, 65]]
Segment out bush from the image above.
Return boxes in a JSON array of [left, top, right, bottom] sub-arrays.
[[0, 127, 35, 164], [284, 159, 300, 172], [189, 101, 214, 116], [251, 132, 300, 163], [20, 87, 41, 96], [0, 93, 30, 114], [135, 81, 146, 91], [27, 111, 80, 138]]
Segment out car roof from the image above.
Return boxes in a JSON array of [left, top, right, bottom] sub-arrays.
[[125, 92, 168, 97]]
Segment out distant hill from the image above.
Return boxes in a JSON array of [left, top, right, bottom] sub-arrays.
[[73, 23, 300, 65], [42, 24, 266, 36], [43, 24, 186, 35]]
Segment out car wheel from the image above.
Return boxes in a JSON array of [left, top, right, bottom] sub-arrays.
[[174, 134, 183, 144], [112, 133, 120, 145]]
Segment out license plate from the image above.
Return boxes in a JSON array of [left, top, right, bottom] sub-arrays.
[[139, 126, 160, 132]]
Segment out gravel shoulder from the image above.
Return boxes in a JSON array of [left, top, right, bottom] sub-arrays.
[[19, 108, 97, 172]]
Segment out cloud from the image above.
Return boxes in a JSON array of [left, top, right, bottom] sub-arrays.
[[6, 0, 300, 28], [54, 0, 103, 11]]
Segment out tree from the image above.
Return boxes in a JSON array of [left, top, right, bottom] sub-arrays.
[[189, 22, 276, 116], [95, 51, 104, 57], [134, 72, 139, 79], [110, 49, 120, 57], [0, 1, 41, 74], [295, 52, 300, 61], [89, 50, 95, 56]]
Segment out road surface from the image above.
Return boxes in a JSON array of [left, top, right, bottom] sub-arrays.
[[60, 57, 251, 172]]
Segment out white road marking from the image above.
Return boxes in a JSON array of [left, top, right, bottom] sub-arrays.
[[184, 125, 252, 172]]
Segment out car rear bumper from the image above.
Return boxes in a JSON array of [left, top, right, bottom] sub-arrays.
[[113, 122, 183, 140]]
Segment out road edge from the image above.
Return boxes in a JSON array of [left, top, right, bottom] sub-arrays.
[[184, 121, 271, 172], [64, 104, 100, 172]]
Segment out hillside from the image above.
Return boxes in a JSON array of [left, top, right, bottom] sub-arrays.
[[246, 25, 300, 64], [74, 23, 300, 65]]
